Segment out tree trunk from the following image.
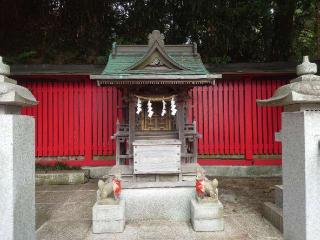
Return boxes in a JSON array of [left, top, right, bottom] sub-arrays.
[[317, 0, 320, 59], [270, 0, 297, 61]]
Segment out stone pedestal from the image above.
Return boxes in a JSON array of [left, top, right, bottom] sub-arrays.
[[92, 200, 125, 233], [282, 111, 320, 240], [0, 115, 35, 240], [257, 56, 320, 240], [190, 199, 224, 232]]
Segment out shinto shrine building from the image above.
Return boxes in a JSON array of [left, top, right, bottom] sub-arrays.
[[10, 31, 296, 172]]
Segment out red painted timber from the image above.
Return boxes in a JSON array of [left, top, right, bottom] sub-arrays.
[[233, 78, 240, 154], [213, 83, 219, 154], [18, 73, 291, 166], [203, 87, 209, 154], [208, 86, 213, 154], [68, 80, 74, 155], [198, 87, 204, 154], [244, 76, 253, 161], [84, 77, 93, 164], [228, 80, 234, 154]]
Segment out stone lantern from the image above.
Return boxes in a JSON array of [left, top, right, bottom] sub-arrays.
[[257, 56, 320, 240], [0, 56, 37, 240]]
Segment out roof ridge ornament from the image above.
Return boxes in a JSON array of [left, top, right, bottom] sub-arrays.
[[148, 30, 165, 47]]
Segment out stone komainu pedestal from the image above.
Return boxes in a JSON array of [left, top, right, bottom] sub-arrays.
[[0, 57, 37, 240], [92, 200, 125, 233], [190, 199, 224, 232]]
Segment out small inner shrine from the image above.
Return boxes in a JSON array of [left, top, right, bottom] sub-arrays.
[[91, 30, 221, 182]]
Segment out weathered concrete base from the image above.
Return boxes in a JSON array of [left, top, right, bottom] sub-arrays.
[[82, 166, 111, 179], [92, 200, 125, 233], [0, 115, 35, 240], [274, 185, 283, 208], [122, 187, 195, 221], [262, 184, 283, 232], [262, 202, 283, 233], [190, 199, 224, 232], [84, 165, 282, 178], [36, 170, 89, 185]]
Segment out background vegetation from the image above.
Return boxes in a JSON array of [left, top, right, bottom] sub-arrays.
[[0, 0, 318, 64]]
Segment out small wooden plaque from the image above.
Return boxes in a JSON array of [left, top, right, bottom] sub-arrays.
[[133, 139, 181, 174]]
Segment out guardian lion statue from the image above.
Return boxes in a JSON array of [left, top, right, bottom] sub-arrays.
[[97, 175, 121, 205], [196, 170, 219, 203]]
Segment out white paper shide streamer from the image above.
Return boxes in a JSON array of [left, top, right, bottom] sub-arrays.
[[161, 99, 166, 116], [171, 97, 177, 116], [136, 98, 142, 115], [147, 100, 154, 118]]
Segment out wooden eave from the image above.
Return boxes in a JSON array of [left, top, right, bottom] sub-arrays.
[[90, 73, 220, 86]]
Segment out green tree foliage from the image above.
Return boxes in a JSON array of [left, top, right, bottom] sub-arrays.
[[0, 0, 317, 64]]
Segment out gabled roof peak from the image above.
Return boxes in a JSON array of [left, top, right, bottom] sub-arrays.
[[148, 30, 165, 47]]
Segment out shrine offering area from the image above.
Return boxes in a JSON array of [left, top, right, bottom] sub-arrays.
[[36, 177, 283, 240]]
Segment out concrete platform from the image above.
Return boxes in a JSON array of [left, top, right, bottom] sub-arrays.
[[36, 177, 283, 240], [262, 202, 283, 233], [122, 186, 195, 221], [262, 184, 283, 232], [36, 170, 89, 185]]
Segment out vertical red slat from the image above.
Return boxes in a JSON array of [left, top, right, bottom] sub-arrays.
[[97, 87, 103, 155], [203, 87, 209, 154], [267, 81, 273, 154], [239, 78, 245, 154], [197, 87, 204, 154], [233, 78, 240, 154], [48, 81, 53, 156], [223, 79, 229, 154], [271, 80, 279, 154], [37, 80, 43, 156], [208, 86, 213, 154], [84, 77, 93, 164], [213, 84, 219, 155], [92, 84, 98, 155], [79, 80, 85, 155], [58, 80, 64, 156], [68, 81, 74, 156], [42, 80, 48, 156], [228, 80, 234, 155], [218, 81, 224, 154], [102, 87, 109, 155], [256, 79, 263, 154], [252, 78, 258, 154], [73, 81, 79, 155], [63, 80, 69, 156], [244, 76, 253, 161], [261, 80, 268, 154], [106, 87, 112, 155], [53, 81, 59, 156]]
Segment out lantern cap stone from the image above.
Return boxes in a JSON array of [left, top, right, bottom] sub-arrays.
[[257, 56, 320, 108], [296, 56, 317, 76], [0, 56, 10, 75]]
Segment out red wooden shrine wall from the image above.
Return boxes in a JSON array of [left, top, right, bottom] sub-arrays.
[[17, 73, 291, 166]]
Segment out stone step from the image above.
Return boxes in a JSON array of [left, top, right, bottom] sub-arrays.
[[262, 202, 283, 233], [274, 185, 283, 208]]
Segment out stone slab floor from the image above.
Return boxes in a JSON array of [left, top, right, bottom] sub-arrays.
[[36, 177, 283, 240]]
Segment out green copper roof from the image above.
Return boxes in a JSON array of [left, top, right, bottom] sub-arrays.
[[93, 30, 220, 84], [102, 53, 209, 76]]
